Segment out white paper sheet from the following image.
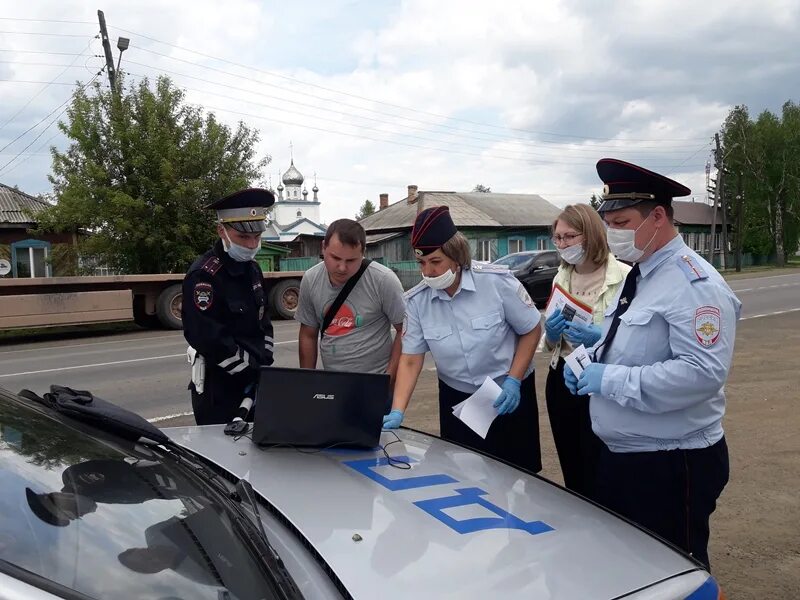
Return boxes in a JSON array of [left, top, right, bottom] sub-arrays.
[[564, 344, 592, 378], [451, 376, 503, 439]]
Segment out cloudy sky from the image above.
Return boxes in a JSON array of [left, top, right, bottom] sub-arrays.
[[0, 0, 798, 223]]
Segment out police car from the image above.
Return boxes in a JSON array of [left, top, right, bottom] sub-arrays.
[[0, 385, 724, 600]]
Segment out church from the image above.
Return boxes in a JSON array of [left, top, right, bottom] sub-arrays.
[[262, 157, 327, 243]]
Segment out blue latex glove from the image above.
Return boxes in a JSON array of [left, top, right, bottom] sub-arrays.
[[492, 375, 522, 415], [577, 363, 607, 396], [545, 310, 567, 344], [382, 409, 404, 429], [564, 320, 602, 347], [563, 364, 579, 395]]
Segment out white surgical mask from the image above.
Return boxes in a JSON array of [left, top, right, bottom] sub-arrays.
[[423, 268, 457, 290], [607, 212, 657, 263], [557, 243, 585, 265], [222, 229, 260, 262]]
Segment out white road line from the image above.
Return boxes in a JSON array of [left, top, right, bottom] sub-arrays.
[[148, 411, 195, 423], [0, 340, 297, 378], [741, 308, 800, 320], [733, 283, 800, 293]]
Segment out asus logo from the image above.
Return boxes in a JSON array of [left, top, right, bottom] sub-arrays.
[[312, 393, 334, 400]]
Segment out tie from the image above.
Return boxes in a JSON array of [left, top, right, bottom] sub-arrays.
[[593, 263, 640, 362]]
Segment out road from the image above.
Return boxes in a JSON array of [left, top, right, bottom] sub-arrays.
[[0, 271, 798, 422]]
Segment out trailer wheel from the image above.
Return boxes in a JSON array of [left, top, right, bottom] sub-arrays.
[[156, 284, 183, 329], [270, 278, 301, 320]]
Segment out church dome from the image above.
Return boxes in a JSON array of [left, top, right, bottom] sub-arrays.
[[282, 160, 304, 186]]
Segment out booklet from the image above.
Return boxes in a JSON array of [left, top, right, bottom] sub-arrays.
[[544, 283, 594, 325]]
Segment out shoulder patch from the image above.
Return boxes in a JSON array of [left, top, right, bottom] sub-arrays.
[[677, 255, 708, 283], [403, 280, 428, 301], [695, 306, 721, 346], [471, 262, 509, 274], [193, 282, 214, 311], [201, 256, 222, 276]]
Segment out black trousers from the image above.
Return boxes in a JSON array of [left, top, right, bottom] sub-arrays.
[[594, 437, 729, 570], [438, 373, 542, 473], [190, 368, 255, 425], [545, 358, 603, 500]]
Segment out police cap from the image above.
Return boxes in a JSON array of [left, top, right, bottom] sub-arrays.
[[596, 158, 690, 214], [205, 188, 275, 233], [411, 206, 458, 257]]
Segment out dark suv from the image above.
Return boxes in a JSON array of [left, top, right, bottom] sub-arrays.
[[492, 250, 560, 307]]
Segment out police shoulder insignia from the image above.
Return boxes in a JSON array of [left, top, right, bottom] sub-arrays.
[[404, 281, 428, 301], [516, 284, 534, 307], [193, 282, 214, 311], [201, 256, 222, 276], [677, 255, 707, 282], [694, 305, 721, 346], [472, 262, 508, 274]]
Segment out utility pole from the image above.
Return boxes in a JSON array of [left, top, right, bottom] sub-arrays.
[[97, 10, 116, 90], [707, 141, 719, 265], [735, 172, 744, 272]]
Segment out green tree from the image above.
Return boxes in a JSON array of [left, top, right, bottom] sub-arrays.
[[472, 184, 491, 193], [355, 199, 376, 220], [589, 193, 602, 210], [35, 76, 269, 274]]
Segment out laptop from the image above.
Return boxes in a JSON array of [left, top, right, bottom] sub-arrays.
[[253, 367, 391, 448]]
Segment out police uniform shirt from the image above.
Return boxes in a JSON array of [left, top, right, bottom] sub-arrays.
[[402, 262, 541, 394], [591, 235, 742, 452]]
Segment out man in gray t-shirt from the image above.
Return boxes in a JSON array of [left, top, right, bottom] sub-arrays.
[[295, 219, 405, 379]]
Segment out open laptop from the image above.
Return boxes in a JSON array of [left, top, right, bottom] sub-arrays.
[[253, 367, 391, 448]]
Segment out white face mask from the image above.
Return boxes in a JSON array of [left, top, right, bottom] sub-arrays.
[[423, 268, 457, 290], [607, 212, 657, 263], [557, 243, 585, 265], [222, 229, 260, 262]]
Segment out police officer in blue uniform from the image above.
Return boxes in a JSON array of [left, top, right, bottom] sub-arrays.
[[383, 206, 544, 473], [564, 159, 741, 569], [182, 188, 275, 425]]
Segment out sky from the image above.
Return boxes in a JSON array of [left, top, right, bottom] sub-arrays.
[[0, 0, 798, 224]]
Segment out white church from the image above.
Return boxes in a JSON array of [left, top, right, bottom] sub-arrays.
[[263, 158, 327, 243]]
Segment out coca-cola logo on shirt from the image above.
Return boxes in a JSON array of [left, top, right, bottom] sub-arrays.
[[324, 303, 357, 336]]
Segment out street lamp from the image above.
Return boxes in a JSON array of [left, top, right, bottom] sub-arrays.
[[115, 37, 130, 79]]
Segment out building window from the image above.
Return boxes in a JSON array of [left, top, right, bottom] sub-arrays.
[[536, 237, 548, 250], [508, 237, 525, 254], [476, 239, 497, 262], [11, 240, 51, 278], [714, 233, 721, 251], [297, 210, 302, 218]]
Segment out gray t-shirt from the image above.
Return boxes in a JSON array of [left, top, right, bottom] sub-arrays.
[[295, 261, 406, 373]]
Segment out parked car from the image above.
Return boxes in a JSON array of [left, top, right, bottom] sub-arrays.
[[493, 250, 560, 307], [0, 385, 724, 599]]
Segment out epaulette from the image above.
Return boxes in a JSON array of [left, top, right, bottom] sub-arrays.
[[403, 280, 428, 301], [471, 262, 509, 274], [201, 256, 222, 276], [677, 254, 708, 283]]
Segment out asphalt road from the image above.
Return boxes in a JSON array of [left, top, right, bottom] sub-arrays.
[[0, 271, 798, 422]]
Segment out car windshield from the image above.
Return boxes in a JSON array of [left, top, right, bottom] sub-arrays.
[[0, 390, 284, 600], [493, 254, 535, 269]]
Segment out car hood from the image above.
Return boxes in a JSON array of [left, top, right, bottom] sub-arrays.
[[165, 426, 701, 600]]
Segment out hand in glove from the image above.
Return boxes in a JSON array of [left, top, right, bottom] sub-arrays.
[[577, 363, 607, 396], [563, 364, 579, 395], [382, 409, 404, 429], [544, 310, 567, 344], [564, 320, 602, 347], [492, 375, 522, 415]]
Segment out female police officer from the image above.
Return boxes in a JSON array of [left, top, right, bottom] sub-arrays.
[[382, 206, 543, 473], [543, 203, 630, 498]]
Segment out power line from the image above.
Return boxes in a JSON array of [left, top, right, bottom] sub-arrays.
[[0, 79, 82, 86], [0, 30, 93, 37], [0, 17, 95, 25], [0, 48, 95, 56], [112, 25, 711, 144], [0, 60, 95, 68]]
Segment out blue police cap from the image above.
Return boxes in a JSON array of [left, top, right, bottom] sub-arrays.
[[205, 188, 275, 233], [596, 158, 690, 214], [411, 206, 458, 256]]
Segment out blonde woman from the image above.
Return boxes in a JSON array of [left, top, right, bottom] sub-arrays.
[[544, 204, 630, 498]]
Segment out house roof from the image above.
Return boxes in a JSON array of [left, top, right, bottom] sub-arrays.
[[365, 232, 404, 246], [358, 191, 561, 232], [0, 183, 49, 225], [672, 201, 722, 226]]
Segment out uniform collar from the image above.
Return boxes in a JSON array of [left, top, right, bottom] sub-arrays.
[[638, 233, 683, 278], [214, 239, 247, 275], [432, 266, 475, 301]]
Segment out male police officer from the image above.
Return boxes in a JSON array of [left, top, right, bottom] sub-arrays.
[[182, 188, 275, 425], [565, 159, 741, 569]]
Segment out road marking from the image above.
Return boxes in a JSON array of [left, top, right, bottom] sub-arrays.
[[0, 333, 185, 355], [733, 283, 800, 293], [0, 340, 297, 378], [729, 273, 800, 284], [148, 411, 195, 423], [741, 308, 800, 320]]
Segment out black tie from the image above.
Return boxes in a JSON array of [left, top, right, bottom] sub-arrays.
[[593, 263, 640, 362]]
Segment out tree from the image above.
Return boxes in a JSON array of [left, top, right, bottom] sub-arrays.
[[34, 75, 270, 274], [355, 199, 376, 220], [589, 193, 602, 210], [472, 184, 491, 193]]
